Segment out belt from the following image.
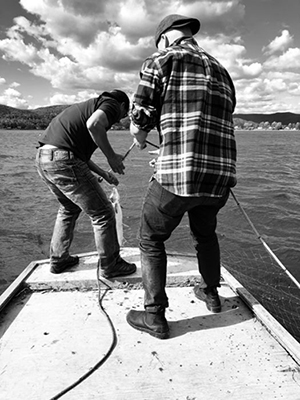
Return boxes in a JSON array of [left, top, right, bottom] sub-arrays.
[[37, 148, 75, 161]]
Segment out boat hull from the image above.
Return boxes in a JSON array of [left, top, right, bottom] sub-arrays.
[[0, 247, 299, 399]]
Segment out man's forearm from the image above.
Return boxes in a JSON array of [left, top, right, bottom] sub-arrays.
[[130, 103, 157, 132], [87, 159, 119, 186], [89, 127, 116, 160], [130, 122, 148, 148], [87, 159, 106, 177]]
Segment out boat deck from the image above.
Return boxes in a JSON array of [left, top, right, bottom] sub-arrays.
[[0, 248, 300, 400]]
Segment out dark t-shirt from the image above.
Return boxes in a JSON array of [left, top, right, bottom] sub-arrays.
[[39, 94, 121, 161]]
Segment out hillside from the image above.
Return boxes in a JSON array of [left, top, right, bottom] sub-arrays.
[[0, 103, 129, 130], [0, 104, 35, 116], [233, 112, 300, 125], [0, 103, 299, 130], [33, 104, 70, 117]]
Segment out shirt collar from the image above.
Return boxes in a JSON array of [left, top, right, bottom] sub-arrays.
[[171, 36, 195, 46]]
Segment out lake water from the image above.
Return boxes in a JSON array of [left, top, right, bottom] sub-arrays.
[[1, 129, 300, 341]]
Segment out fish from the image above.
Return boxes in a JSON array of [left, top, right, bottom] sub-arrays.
[[109, 187, 123, 246]]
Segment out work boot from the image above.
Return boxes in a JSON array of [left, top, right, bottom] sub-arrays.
[[194, 285, 221, 313], [50, 255, 79, 274], [101, 258, 136, 279], [126, 309, 169, 339]]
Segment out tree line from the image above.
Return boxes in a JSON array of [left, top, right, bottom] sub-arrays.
[[0, 107, 130, 130], [234, 119, 300, 131], [0, 103, 299, 131]]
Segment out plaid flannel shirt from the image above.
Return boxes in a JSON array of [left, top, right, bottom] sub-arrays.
[[131, 37, 237, 197]]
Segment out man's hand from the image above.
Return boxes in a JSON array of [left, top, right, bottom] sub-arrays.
[[107, 153, 125, 174], [103, 171, 119, 186], [130, 122, 148, 150]]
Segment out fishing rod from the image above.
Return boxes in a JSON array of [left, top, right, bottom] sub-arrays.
[[122, 141, 136, 160], [146, 139, 159, 149], [145, 139, 300, 290], [98, 141, 136, 182]]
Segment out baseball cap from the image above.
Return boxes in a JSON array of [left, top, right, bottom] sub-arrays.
[[108, 90, 130, 112], [155, 14, 200, 47]]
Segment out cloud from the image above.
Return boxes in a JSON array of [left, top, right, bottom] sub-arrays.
[[263, 30, 293, 55], [0, 77, 6, 85], [198, 34, 263, 80], [0, 87, 29, 109], [20, 0, 106, 46], [10, 82, 21, 88], [5, 0, 246, 88], [0, 21, 40, 64], [264, 47, 300, 71], [0, 0, 298, 113], [233, 69, 300, 113], [48, 90, 98, 106], [190, 0, 245, 34]]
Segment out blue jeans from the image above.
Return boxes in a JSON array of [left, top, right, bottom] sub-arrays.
[[139, 178, 229, 312], [36, 148, 120, 270]]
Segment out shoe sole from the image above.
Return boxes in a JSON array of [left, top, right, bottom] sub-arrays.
[[101, 266, 136, 279], [194, 290, 221, 313], [206, 303, 221, 313], [126, 316, 169, 339], [50, 258, 79, 274]]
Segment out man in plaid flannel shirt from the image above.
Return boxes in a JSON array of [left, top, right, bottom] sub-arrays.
[[127, 14, 237, 339]]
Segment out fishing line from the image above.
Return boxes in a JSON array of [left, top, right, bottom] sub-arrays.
[[229, 189, 300, 290], [145, 139, 300, 290], [49, 142, 136, 400]]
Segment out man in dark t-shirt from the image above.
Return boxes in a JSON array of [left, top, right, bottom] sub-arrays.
[[36, 90, 136, 278]]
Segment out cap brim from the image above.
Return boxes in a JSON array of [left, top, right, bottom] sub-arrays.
[[172, 19, 200, 35]]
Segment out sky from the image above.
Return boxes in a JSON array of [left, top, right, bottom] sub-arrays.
[[0, 0, 299, 113]]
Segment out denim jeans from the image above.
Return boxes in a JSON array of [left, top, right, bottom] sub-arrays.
[[36, 148, 120, 270], [139, 178, 229, 312]]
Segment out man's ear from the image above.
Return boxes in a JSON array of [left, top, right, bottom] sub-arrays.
[[158, 33, 170, 50], [164, 35, 170, 48]]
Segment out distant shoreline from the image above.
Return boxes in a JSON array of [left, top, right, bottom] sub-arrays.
[[1, 128, 300, 133], [1, 104, 300, 131]]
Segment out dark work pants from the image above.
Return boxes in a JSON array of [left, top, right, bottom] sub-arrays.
[[139, 178, 229, 313]]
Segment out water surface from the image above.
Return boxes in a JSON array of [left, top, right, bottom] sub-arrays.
[[1, 129, 299, 340]]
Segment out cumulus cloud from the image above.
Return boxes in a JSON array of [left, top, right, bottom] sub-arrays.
[[198, 34, 263, 80], [264, 47, 300, 71], [263, 30, 293, 56], [9, 0, 246, 86], [190, 0, 245, 34], [0, 0, 298, 113], [10, 82, 21, 88], [0, 32, 39, 64], [0, 88, 29, 108], [234, 68, 300, 113], [48, 91, 95, 106], [198, 28, 300, 113]]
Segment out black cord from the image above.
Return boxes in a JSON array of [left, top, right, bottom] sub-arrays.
[[49, 269, 118, 400]]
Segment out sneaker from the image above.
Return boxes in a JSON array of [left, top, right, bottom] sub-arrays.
[[194, 285, 221, 313], [126, 309, 169, 339], [50, 255, 79, 274], [101, 258, 136, 279]]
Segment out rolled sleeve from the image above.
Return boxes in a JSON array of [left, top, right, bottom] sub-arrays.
[[130, 103, 158, 132]]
